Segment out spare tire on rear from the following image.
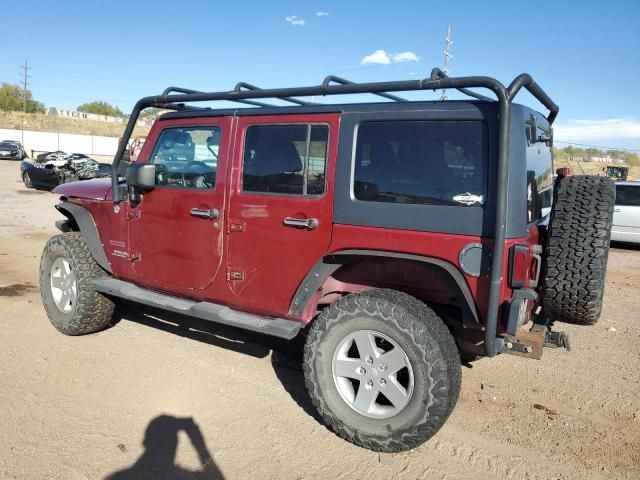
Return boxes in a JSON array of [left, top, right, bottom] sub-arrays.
[[541, 175, 615, 325]]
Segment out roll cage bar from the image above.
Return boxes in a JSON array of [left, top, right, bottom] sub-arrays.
[[112, 68, 559, 358]]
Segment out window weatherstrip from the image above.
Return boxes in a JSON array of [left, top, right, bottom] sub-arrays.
[[302, 125, 311, 195]]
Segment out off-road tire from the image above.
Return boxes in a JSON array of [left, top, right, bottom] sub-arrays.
[[303, 289, 461, 452], [22, 171, 33, 188], [541, 175, 615, 325], [39, 232, 115, 335]]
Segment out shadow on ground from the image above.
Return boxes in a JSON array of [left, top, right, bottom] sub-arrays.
[[121, 303, 322, 422], [610, 241, 640, 251], [104, 414, 224, 480]]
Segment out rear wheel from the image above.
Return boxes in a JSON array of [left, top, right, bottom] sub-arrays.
[[39, 232, 115, 335], [541, 175, 615, 325], [303, 289, 461, 452]]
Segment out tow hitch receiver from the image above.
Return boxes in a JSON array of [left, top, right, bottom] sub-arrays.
[[500, 324, 571, 360]]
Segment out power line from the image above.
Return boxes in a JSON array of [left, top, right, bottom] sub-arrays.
[[19, 59, 31, 113], [554, 140, 640, 153]]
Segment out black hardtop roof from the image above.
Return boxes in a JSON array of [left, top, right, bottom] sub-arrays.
[[159, 99, 504, 121]]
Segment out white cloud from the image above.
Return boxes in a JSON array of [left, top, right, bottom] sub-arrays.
[[361, 49, 392, 65], [553, 119, 640, 149], [285, 15, 305, 26], [392, 51, 420, 63], [361, 49, 420, 65], [316, 11, 329, 16]]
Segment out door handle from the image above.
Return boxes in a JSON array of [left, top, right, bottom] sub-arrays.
[[190, 208, 219, 219], [283, 217, 319, 229]]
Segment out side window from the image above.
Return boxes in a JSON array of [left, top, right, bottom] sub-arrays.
[[353, 121, 487, 206], [616, 185, 640, 206], [242, 124, 329, 195], [525, 120, 554, 222], [150, 126, 220, 189]]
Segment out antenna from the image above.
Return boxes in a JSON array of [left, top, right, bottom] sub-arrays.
[[20, 59, 31, 113], [440, 26, 453, 100]]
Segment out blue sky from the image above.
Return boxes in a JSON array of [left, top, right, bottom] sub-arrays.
[[1, 0, 639, 150]]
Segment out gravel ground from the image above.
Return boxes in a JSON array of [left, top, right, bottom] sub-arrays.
[[0, 160, 638, 479]]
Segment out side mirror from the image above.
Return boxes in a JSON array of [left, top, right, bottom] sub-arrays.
[[126, 163, 156, 190]]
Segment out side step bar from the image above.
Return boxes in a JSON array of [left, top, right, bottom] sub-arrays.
[[93, 278, 301, 340]]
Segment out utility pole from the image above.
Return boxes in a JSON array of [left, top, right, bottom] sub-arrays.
[[20, 59, 31, 113], [440, 26, 453, 100]]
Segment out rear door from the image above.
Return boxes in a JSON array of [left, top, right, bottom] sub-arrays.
[[225, 114, 338, 316], [613, 184, 640, 243]]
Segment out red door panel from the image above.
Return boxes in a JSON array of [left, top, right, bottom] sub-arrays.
[[128, 116, 232, 292], [225, 114, 339, 316]]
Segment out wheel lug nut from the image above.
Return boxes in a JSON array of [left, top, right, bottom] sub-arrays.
[[365, 357, 373, 365], [379, 378, 386, 386], [379, 364, 387, 371], [358, 367, 366, 375], [366, 380, 373, 387]]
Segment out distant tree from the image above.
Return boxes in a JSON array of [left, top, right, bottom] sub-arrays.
[[77, 100, 124, 117], [0, 83, 46, 113], [585, 147, 601, 157]]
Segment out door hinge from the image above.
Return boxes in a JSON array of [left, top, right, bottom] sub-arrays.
[[227, 220, 246, 233], [126, 208, 140, 220], [226, 269, 245, 281]]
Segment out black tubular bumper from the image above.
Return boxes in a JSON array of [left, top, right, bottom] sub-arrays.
[[112, 70, 559, 357]]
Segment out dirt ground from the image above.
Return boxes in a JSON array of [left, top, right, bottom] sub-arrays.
[[0, 160, 639, 480]]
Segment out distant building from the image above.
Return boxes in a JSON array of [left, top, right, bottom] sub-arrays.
[[47, 107, 125, 124]]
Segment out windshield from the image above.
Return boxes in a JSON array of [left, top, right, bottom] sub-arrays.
[[0, 142, 15, 149]]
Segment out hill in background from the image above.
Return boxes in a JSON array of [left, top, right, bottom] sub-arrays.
[[0, 111, 150, 138]]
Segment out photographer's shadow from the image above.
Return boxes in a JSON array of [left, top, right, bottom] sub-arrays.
[[105, 415, 223, 480]]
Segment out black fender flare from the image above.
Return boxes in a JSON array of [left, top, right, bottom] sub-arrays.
[[289, 249, 479, 324], [55, 201, 112, 273]]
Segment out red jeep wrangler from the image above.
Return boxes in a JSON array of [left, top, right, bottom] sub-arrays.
[[39, 70, 615, 452]]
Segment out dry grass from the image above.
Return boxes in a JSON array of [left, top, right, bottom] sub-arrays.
[[0, 111, 150, 138], [555, 157, 640, 180]]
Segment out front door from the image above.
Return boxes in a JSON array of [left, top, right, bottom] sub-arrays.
[[226, 114, 339, 316], [128, 117, 231, 291]]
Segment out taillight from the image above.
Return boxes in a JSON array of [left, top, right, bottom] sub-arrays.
[[509, 244, 543, 289], [556, 167, 570, 177], [509, 244, 529, 288]]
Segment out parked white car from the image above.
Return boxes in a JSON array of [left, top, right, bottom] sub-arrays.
[[611, 181, 640, 244]]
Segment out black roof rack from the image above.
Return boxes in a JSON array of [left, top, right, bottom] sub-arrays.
[[161, 75, 411, 109], [321, 75, 407, 102]]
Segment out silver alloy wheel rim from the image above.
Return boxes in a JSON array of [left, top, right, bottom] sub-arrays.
[[50, 257, 77, 313], [24, 172, 32, 187], [332, 329, 414, 419]]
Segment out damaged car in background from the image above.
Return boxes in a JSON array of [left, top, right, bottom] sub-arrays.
[[20, 151, 111, 190]]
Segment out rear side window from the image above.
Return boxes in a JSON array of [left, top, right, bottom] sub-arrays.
[[525, 120, 554, 222], [353, 121, 487, 206], [242, 124, 328, 195], [616, 185, 640, 206]]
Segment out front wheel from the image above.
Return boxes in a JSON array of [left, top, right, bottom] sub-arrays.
[[303, 289, 461, 452], [22, 171, 33, 188], [39, 232, 115, 335]]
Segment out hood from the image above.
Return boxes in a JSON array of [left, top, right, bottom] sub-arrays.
[[53, 178, 113, 201]]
